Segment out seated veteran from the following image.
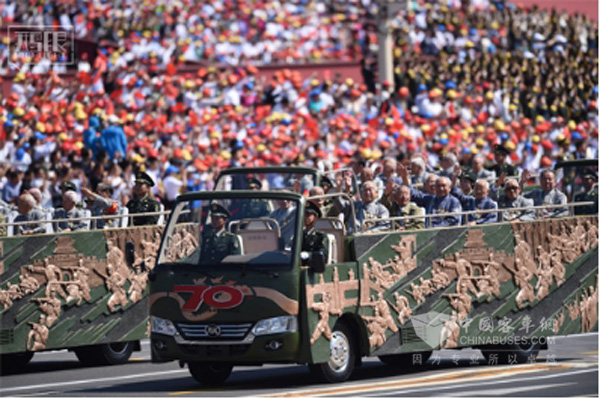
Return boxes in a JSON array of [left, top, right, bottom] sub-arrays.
[[334, 180, 390, 233], [53, 191, 88, 232], [199, 204, 242, 264], [451, 172, 498, 225], [386, 185, 425, 230], [15, 193, 46, 235], [497, 178, 536, 222], [522, 169, 568, 218], [82, 184, 121, 229]]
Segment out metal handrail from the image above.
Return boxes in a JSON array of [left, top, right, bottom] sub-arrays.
[[360, 201, 596, 234], [0, 209, 173, 228]]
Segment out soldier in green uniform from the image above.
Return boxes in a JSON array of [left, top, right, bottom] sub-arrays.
[[237, 177, 270, 219], [487, 145, 518, 178], [127, 172, 161, 226], [199, 204, 242, 264], [575, 170, 598, 215], [300, 201, 329, 265]]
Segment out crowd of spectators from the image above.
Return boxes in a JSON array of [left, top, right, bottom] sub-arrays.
[[0, 0, 597, 234]]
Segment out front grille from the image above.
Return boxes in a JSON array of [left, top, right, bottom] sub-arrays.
[[177, 322, 252, 340], [180, 344, 251, 356], [0, 329, 13, 345]]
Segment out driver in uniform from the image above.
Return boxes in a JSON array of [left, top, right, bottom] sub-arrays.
[[301, 201, 329, 264], [199, 204, 242, 264]]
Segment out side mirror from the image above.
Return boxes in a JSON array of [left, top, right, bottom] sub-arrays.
[[308, 251, 326, 273], [125, 241, 135, 267]]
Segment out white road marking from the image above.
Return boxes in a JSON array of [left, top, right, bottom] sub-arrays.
[[367, 368, 597, 397], [443, 382, 577, 396], [0, 369, 188, 395]]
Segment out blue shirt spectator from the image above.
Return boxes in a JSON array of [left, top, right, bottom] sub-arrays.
[[100, 116, 127, 160], [451, 180, 498, 224], [410, 177, 462, 227]]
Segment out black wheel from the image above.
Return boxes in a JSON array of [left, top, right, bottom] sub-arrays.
[[480, 341, 540, 365], [309, 321, 356, 383], [0, 352, 34, 374], [75, 342, 135, 366], [379, 351, 432, 367], [188, 362, 233, 386]]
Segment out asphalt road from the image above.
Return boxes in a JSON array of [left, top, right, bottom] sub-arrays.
[[1, 333, 597, 397]]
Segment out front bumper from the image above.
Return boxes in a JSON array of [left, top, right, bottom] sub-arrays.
[[151, 331, 301, 364]]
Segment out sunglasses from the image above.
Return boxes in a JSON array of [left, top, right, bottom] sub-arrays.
[[506, 186, 519, 191]]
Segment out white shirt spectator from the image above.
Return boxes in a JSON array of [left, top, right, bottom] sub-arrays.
[[163, 175, 183, 202]]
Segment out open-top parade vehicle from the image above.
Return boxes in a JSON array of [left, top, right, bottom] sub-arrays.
[[1, 164, 597, 383]]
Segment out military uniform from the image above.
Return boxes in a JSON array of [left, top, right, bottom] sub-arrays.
[[199, 229, 241, 264], [497, 195, 536, 222], [574, 189, 598, 215], [127, 172, 161, 226], [389, 202, 425, 230], [301, 228, 329, 260], [487, 145, 518, 177], [302, 202, 329, 261], [53, 207, 88, 232], [524, 188, 568, 218], [127, 195, 161, 226]]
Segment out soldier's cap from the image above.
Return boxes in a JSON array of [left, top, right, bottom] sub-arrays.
[[60, 181, 77, 192], [494, 144, 511, 155], [247, 177, 262, 189], [211, 203, 231, 219], [459, 170, 477, 183], [320, 175, 334, 188], [98, 182, 113, 193], [305, 201, 322, 218], [135, 171, 155, 187], [583, 169, 598, 180]]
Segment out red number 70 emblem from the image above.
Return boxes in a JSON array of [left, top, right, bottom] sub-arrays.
[[174, 285, 245, 311]]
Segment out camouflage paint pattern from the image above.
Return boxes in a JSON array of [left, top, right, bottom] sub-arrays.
[[0, 226, 162, 354], [305, 217, 598, 359]]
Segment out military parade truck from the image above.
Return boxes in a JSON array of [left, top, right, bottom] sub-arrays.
[[0, 164, 596, 380], [0, 167, 324, 372], [149, 163, 598, 385], [0, 212, 165, 372]]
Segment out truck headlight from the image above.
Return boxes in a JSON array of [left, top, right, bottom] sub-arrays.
[[151, 316, 177, 336], [252, 316, 297, 336]]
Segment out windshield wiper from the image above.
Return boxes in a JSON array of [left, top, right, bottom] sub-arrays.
[[155, 262, 216, 279], [226, 263, 279, 279]]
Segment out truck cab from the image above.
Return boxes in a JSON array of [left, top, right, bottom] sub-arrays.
[[150, 191, 336, 384]]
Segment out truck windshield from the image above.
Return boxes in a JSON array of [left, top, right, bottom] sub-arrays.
[[157, 196, 300, 270], [214, 171, 316, 192]]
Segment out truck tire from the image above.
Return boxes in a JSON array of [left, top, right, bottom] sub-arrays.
[[75, 342, 135, 366], [0, 352, 34, 374], [188, 362, 233, 386], [309, 321, 356, 383], [480, 341, 540, 365], [379, 351, 432, 367]]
